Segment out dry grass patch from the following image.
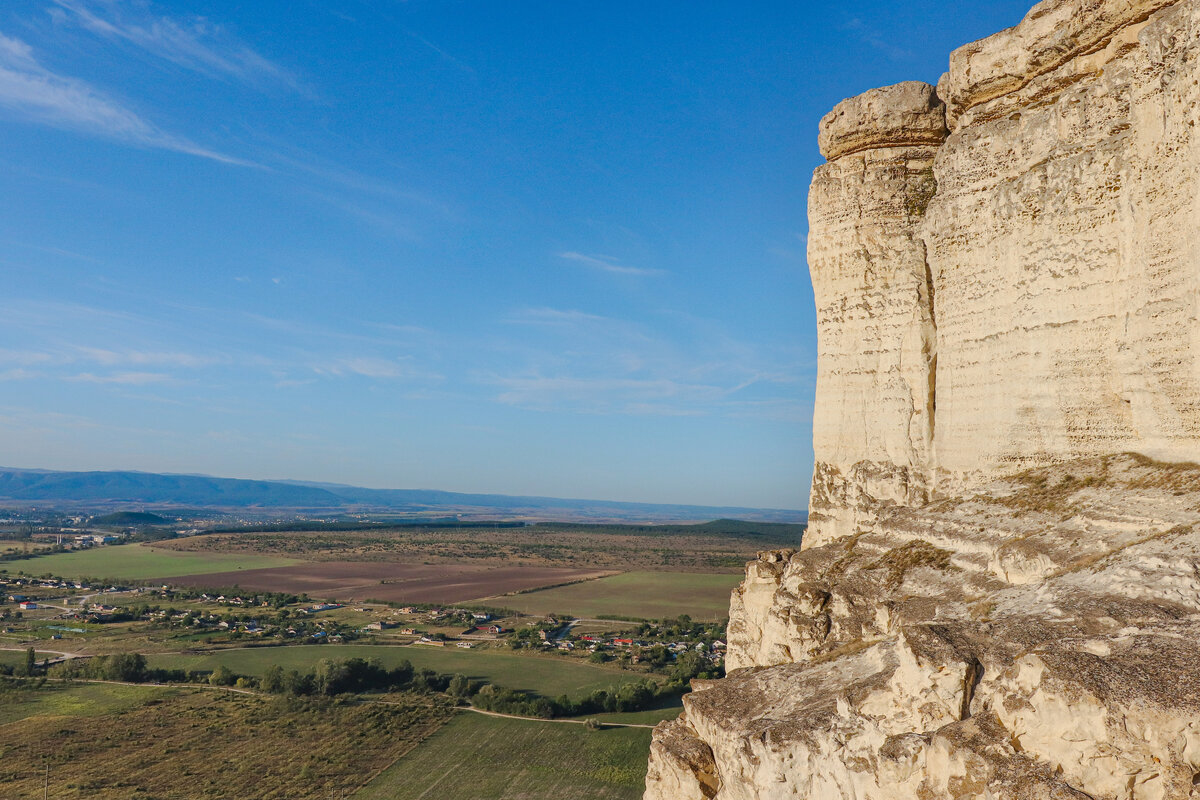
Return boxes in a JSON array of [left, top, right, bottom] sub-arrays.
[[867, 540, 955, 589]]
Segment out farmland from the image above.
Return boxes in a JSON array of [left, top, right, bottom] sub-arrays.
[[354, 711, 652, 800], [497, 571, 743, 620], [164, 561, 614, 605], [0, 683, 451, 799], [0, 517, 775, 800], [157, 518, 800, 572], [147, 644, 661, 699], [1, 543, 300, 581]]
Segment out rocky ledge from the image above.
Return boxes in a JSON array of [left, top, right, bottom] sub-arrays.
[[646, 454, 1200, 799]]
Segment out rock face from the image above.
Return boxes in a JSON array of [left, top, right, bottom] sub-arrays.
[[648, 455, 1200, 799], [805, 0, 1200, 549], [644, 1, 1200, 797], [807, 82, 942, 543]]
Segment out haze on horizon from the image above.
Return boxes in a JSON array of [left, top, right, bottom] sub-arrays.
[[0, 0, 1031, 509]]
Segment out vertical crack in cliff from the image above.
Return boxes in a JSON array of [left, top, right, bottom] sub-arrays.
[[960, 657, 983, 720], [924, 242, 938, 473]]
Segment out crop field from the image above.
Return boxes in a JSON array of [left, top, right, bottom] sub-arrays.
[[163, 560, 613, 603], [495, 571, 741, 620], [354, 711, 652, 800], [1, 543, 300, 581], [146, 644, 656, 698], [0, 683, 450, 799]]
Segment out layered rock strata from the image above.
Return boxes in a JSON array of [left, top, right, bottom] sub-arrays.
[[805, 0, 1200, 549], [807, 82, 942, 543], [647, 455, 1200, 798], [645, 0, 1200, 796]]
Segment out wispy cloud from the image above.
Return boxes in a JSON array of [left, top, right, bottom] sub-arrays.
[[310, 356, 441, 381], [504, 307, 613, 327], [50, 0, 296, 89], [0, 32, 249, 164], [484, 306, 808, 419], [72, 347, 223, 368], [558, 251, 666, 277], [66, 370, 173, 385], [841, 18, 912, 61], [492, 375, 717, 416], [405, 30, 475, 75]]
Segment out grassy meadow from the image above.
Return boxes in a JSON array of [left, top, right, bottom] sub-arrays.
[[0, 649, 56, 670], [146, 644, 657, 698], [354, 711, 652, 800], [495, 570, 741, 620], [0, 543, 300, 581]]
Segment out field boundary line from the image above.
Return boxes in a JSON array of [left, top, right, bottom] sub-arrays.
[[455, 705, 657, 729]]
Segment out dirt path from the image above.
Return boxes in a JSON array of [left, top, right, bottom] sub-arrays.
[[0, 646, 83, 666], [456, 705, 657, 729], [9, 675, 661, 727]]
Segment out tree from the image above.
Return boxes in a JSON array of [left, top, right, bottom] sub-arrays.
[[21, 646, 35, 677], [447, 673, 471, 699], [262, 664, 285, 693], [209, 665, 235, 686]]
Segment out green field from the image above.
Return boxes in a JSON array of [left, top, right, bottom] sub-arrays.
[[587, 703, 683, 725], [0, 649, 55, 669], [496, 571, 740, 620], [0, 681, 162, 725], [146, 644, 656, 697], [0, 543, 300, 581], [354, 711, 652, 800]]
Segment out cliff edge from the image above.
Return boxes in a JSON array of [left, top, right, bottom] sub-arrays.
[[644, 0, 1200, 797]]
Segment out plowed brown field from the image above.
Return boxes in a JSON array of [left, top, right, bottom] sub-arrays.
[[160, 561, 614, 604]]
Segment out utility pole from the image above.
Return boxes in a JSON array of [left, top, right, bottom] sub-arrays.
[[43, 761, 49, 800]]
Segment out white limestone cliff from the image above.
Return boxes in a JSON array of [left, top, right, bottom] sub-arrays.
[[807, 82, 942, 544], [644, 0, 1200, 797], [803, 0, 1200, 550]]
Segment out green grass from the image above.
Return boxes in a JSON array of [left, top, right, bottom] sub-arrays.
[[0, 650, 54, 669], [496, 571, 740, 620], [354, 711, 651, 800], [0, 543, 300, 581], [588, 705, 683, 725], [0, 681, 164, 725], [146, 644, 656, 697]]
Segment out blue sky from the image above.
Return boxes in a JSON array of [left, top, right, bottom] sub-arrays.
[[0, 0, 1034, 508]]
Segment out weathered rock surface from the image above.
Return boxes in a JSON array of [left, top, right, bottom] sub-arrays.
[[803, 0, 1200, 549], [807, 83, 942, 543], [928, 0, 1200, 496], [647, 456, 1200, 799], [645, 0, 1200, 796]]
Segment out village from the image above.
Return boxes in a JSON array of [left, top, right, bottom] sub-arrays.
[[0, 570, 724, 677]]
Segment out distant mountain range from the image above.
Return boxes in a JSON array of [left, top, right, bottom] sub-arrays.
[[0, 467, 805, 523]]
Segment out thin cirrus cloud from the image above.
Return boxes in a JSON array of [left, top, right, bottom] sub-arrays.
[[558, 251, 666, 277], [49, 0, 296, 89], [65, 371, 173, 385], [0, 32, 248, 164]]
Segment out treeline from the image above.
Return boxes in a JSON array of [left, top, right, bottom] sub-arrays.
[[43, 653, 698, 719], [470, 679, 671, 719]]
